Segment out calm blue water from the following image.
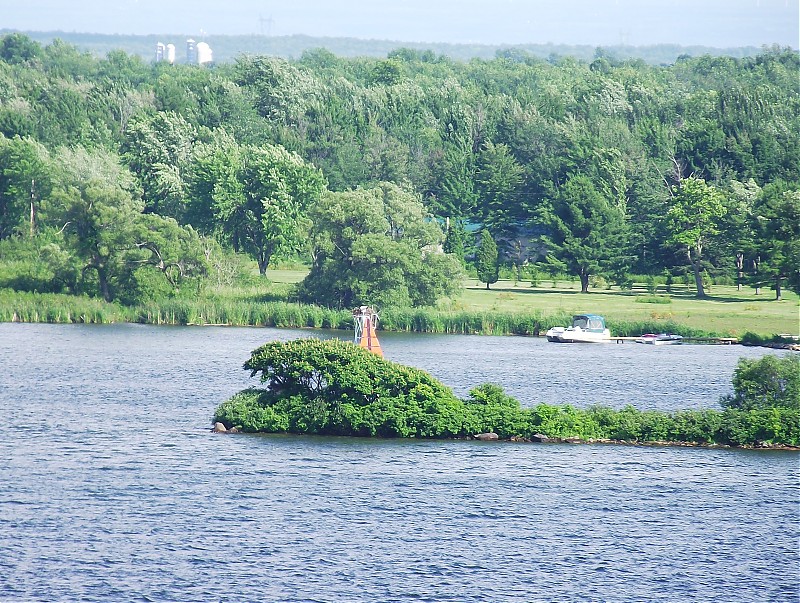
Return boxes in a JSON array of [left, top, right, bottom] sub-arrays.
[[0, 323, 797, 602]]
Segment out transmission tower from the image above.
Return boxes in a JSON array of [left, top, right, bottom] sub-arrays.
[[259, 14, 274, 37]]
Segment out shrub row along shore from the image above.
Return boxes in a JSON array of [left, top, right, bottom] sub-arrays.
[[213, 338, 800, 449], [0, 290, 743, 339]]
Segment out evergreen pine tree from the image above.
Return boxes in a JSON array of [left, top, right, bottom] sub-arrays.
[[443, 219, 467, 266], [476, 229, 499, 289]]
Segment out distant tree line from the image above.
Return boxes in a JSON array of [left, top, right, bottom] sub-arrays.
[[4, 29, 772, 65], [0, 33, 797, 307]]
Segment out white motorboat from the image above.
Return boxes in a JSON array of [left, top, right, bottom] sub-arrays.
[[545, 314, 611, 343], [636, 333, 683, 345]]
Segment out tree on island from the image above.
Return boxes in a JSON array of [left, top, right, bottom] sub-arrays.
[[722, 354, 799, 411], [476, 229, 499, 289], [214, 339, 800, 448]]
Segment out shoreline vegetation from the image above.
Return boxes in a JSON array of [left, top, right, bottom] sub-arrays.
[[212, 339, 800, 450], [1, 276, 798, 346], [211, 427, 800, 452]]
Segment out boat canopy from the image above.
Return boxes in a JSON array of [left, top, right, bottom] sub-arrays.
[[572, 314, 606, 332]]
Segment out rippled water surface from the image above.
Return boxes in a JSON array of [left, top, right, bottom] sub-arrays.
[[0, 323, 797, 602]]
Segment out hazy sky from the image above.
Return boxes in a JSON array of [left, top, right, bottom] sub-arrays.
[[3, 0, 798, 47]]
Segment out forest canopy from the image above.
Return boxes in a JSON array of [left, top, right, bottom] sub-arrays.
[[0, 34, 797, 306]]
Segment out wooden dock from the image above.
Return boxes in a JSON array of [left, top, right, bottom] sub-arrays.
[[612, 336, 739, 345], [682, 337, 739, 345]]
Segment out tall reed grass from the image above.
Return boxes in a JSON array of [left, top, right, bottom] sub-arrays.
[[380, 308, 575, 336], [0, 290, 729, 338], [605, 319, 714, 338], [130, 299, 352, 329], [0, 290, 130, 323]]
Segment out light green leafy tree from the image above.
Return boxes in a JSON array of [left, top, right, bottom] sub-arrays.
[[299, 182, 464, 308], [664, 176, 726, 298], [47, 147, 207, 301], [124, 214, 208, 297], [190, 136, 326, 275], [0, 33, 42, 64], [46, 147, 143, 300], [722, 355, 800, 411], [233, 55, 321, 126], [750, 186, 800, 299], [121, 111, 197, 219], [726, 179, 761, 290]]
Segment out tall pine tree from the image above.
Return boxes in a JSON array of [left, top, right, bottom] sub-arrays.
[[476, 229, 499, 289]]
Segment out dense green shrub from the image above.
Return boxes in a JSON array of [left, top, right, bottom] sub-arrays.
[[717, 408, 800, 445], [214, 389, 290, 433], [463, 383, 530, 438], [668, 409, 723, 443], [721, 354, 800, 410], [0, 235, 79, 294], [214, 338, 800, 447], [227, 338, 468, 438], [740, 332, 799, 347]]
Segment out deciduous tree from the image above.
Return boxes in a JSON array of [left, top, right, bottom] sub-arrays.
[[189, 137, 325, 275], [299, 182, 463, 308], [664, 176, 726, 298], [750, 184, 800, 299], [121, 111, 197, 219], [47, 147, 143, 300]]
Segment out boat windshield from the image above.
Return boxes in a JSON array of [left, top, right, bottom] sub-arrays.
[[572, 315, 605, 331], [572, 316, 588, 329]]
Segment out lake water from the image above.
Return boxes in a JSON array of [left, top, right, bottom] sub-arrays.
[[1, 323, 797, 602]]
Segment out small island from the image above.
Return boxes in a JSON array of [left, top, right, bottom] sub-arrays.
[[214, 338, 799, 449]]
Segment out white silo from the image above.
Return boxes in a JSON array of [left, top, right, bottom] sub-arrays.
[[197, 42, 213, 65], [166, 44, 176, 65], [186, 39, 197, 64]]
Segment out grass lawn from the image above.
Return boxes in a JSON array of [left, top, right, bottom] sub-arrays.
[[454, 278, 799, 337], [265, 269, 309, 285], [261, 269, 798, 336]]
